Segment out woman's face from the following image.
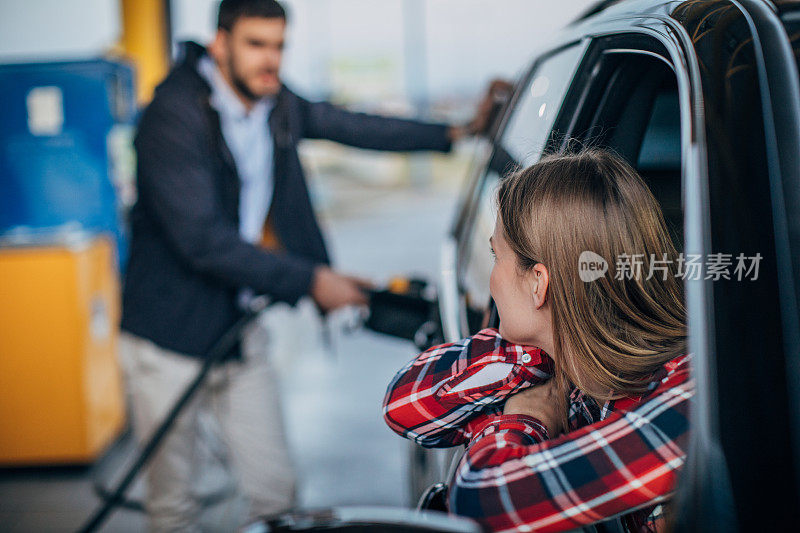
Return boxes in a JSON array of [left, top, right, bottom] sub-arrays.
[[489, 218, 553, 353]]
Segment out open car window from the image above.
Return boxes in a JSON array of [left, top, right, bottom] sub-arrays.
[[457, 38, 686, 336]]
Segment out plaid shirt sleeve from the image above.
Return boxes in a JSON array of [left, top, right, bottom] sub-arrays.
[[448, 355, 693, 533], [382, 328, 554, 448]]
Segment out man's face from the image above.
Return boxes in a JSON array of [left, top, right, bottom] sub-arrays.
[[214, 16, 286, 100]]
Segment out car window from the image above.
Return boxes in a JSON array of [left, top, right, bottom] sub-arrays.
[[457, 43, 587, 327], [502, 44, 588, 167], [634, 83, 683, 250], [460, 170, 499, 310], [568, 49, 683, 249]]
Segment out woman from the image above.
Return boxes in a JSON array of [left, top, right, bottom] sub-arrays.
[[383, 149, 692, 532]]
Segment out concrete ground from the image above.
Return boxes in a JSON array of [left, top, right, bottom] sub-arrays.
[[0, 171, 461, 532]]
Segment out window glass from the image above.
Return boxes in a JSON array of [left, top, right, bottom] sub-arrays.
[[461, 171, 500, 308], [458, 42, 587, 318], [502, 44, 587, 167]]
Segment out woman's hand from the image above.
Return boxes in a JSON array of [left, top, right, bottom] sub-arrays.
[[503, 379, 564, 437]]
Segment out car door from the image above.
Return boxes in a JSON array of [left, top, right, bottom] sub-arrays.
[[440, 1, 800, 528], [436, 7, 719, 529]]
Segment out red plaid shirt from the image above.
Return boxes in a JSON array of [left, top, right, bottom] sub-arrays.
[[383, 328, 693, 532]]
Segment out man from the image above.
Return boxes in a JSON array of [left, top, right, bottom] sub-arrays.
[[120, 0, 498, 530]]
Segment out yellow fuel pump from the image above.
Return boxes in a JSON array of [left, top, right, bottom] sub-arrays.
[[0, 236, 126, 465]]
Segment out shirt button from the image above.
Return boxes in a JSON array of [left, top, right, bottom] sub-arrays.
[[521, 353, 532, 364]]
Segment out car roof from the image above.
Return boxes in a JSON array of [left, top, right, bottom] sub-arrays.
[[548, 0, 785, 50]]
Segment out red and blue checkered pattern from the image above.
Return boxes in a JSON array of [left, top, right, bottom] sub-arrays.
[[383, 328, 692, 532]]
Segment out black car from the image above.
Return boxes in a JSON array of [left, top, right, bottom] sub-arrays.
[[251, 0, 800, 530], [406, 0, 800, 530]]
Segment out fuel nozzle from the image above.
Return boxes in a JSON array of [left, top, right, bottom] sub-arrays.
[[385, 276, 431, 299], [364, 276, 443, 350]]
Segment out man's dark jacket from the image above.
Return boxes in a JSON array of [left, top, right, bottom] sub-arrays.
[[121, 42, 451, 359]]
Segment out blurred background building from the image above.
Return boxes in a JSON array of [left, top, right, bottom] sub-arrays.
[[0, 1, 593, 531], [0, 0, 594, 206]]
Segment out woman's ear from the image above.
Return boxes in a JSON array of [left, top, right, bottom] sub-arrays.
[[531, 263, 549, 309]]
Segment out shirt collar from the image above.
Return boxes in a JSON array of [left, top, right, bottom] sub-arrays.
[[198, 55, 273, 120]]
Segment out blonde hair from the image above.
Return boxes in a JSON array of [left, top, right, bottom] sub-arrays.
[[497, 148, 687, 401]]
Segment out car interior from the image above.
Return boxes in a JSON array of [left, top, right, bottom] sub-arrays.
[[564, 49, 683, 251]]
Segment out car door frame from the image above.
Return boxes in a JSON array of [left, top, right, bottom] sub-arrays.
[[740, 0, 800, 496]]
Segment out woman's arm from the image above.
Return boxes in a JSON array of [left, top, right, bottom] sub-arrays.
[[382, 328, 554, 448], [448, 355, 693, 533]]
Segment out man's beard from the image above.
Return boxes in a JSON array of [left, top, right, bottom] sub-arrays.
[[228, 55, 259, 102], [228, 55, 277, 101]]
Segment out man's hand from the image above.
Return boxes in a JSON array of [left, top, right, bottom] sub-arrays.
[[310, 266, 371, 312], [503, 379, 565, 437], [449, 78, 514, 142]]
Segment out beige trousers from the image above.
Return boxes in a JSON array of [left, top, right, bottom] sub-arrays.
[[118, 319, 295, 532]]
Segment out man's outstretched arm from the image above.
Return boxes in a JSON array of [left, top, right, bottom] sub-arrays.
[[297, 79, 512, 151], [298, 95, 453, 152]]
